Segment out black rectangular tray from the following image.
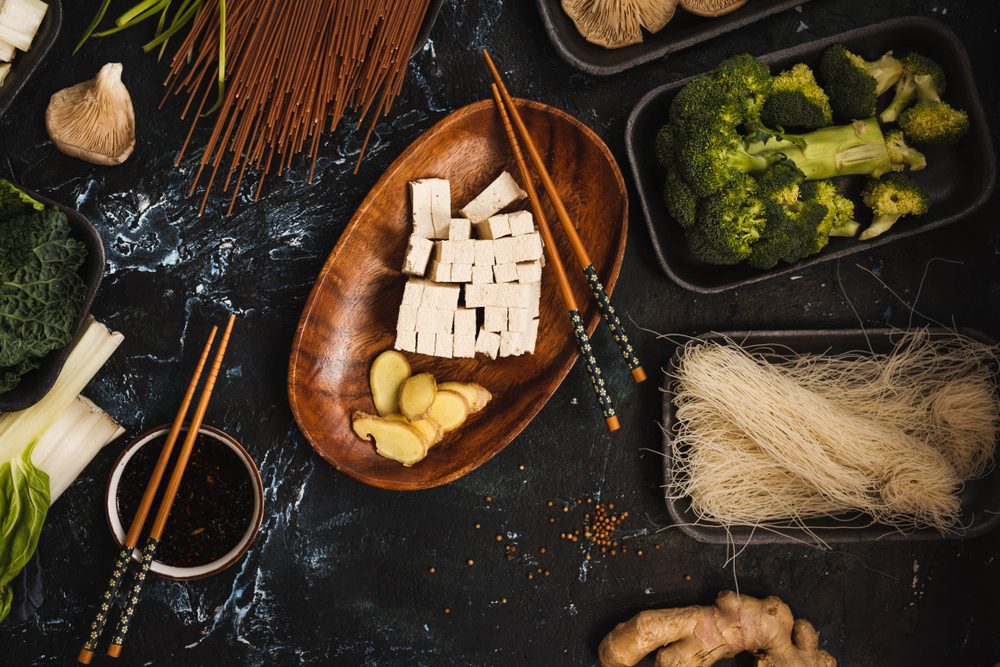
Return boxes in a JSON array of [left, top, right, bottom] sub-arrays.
[[535, 0, 810, 76], [661, 328, 1000, 545], [0, 0, 61, 118], [0, 188, 106, 411], [626, 17, 997, 294]]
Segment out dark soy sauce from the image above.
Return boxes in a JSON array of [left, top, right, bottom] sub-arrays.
[[117, 433, 254, 568]]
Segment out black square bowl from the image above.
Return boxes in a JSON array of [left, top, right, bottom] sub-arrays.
[[0, 0, 62, 118], [0, 189, 106, 412], [661, 328, 1000, 545], [626, 17, 997, 294]]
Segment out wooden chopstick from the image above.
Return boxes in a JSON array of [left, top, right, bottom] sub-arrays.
[[105, 313, 236, 658], [490, 84, 619, 432], [78, 325, 219, 665], [482, 50, 646, 385]]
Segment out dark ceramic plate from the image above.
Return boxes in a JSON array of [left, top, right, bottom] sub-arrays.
[[535, 0, 810, 76], [661, 328, 1000, 544], [626, 17, 997, 293], [0, 0, 62, 118], [0, 189, 106, 412], [412, 0, 445, 58]]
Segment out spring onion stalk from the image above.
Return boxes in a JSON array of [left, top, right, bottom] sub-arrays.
[[0, 316, 124, 467], [0, 0, 48, 52]]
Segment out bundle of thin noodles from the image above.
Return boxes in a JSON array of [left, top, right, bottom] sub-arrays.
[[669, 330, 999, 535]]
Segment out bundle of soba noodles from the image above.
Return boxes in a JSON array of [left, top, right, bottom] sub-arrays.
[[668, 329, 999, 535]]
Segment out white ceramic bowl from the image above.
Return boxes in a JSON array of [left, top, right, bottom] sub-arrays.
[[105, 424, 264, 580]]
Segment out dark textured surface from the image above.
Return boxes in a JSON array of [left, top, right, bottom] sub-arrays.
[[0, 1, 998, 665]]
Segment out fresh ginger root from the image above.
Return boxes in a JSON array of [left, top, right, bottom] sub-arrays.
[[598, 591, 836, 667]]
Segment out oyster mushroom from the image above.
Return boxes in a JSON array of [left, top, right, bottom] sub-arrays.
[[679, 0, 748, 18], [45, 63, 135, 165], [561, 0, 678, 49]]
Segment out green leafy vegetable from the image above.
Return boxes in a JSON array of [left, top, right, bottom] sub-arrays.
[[0, 442, 50, 622], [0, 180, 88, 393]]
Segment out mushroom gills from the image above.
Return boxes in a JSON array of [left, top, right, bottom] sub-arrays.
[[45, 63, 136, 166], [561, 0, 679, 49]]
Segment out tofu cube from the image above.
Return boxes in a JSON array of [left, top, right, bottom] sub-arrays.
[[474, 240, 495, 266], [453, 334, 476, 359], [429, 261, 451, 283], [522, 319, 540, 355], [526, 283, 541, 318], [507, 307, 531, 333], [493, 262, 518, 283], [475, 328, 501, 360], [433, 240, 456, 264], [402, 235, 433, 276], [435, 333, 454, 358], [515, 232, 544, 262], [459, 171, 528, 223], [464, 284, 486, 308], [451, 263, 473, 283], [472, 265, 494, 284], [422, 283, 460, 309], [454, 308, 477, 336], [435, 308, 454, 334], [396, 305, 418, 332], [494, 237, 518, 265], [448, 217, 471, 241], [401, 279, 425, 307], [415, 306, 437, 333], [507, 210, 535, 236], [416, 332, 436, 356], [483, 306, 507, 332], [394, 330, 416, 353], [429, 178, 451, 239], [499, 332, 523, 357], [515, 260, 542, 284], [482, 284, 504, 308], [473, 213, 511, 240], [409, 180, 435, 238], [454, 240, 476, 265]]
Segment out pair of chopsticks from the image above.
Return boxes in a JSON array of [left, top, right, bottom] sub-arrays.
[[483, 51, 645, 432], [78, 314, 236, 664]]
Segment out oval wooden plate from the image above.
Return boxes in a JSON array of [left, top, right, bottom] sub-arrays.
[[288, 99, 628, 490]]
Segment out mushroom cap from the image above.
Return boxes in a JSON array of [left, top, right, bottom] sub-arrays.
[[45, 63, 135, 166], [561, 0, 678, 49], [679, 0, 748, 18]]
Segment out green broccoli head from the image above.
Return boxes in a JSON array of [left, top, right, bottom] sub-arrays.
[[881, 52, 946, 122], [669, 75, 742, 128], [675, 120, 775, 198], [686, 173, 766, 265], [800, 180, 860, 238], [820, 45, 903, 121], [712, 53, 773, 126], [885, 129, 927, 172], [898, 101, 969, 147], [663, 169, 698, 229], [761, 63, 833, 131], [749, 163, 832, 267], [655, 124, 676, 168], [859, 173, 930, 240]]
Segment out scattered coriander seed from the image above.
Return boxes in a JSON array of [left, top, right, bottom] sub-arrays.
[[684, 574, 692, 582], [518, 464, 525, 470], [485, 496, 493, 503], [444, 608, 451, 614], [495, 534, 503, 542], [501, 597, 507, 604], [467, 559, 475, 566], [475, 523, 481, 529], [428, 566, 437, 574], [546, 500, 554, 508], [538, 547, 546, 554], [561, 506, 569, 513], [637, 549, 644, 557]]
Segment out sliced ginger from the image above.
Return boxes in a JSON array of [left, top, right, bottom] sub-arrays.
[[427, 390, 470, 433], [352, 412, 428, 466], [598, 591, 836, 667], [370, 350, 412, 416], [399, 372, 437, 420], [437, 382, 492, 413], [385, 413, 444, 447]]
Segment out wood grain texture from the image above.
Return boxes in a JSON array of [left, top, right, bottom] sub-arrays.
[[287, 99, 628, 490]]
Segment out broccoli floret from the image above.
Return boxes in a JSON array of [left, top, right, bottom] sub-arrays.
[[655, 125, 676, 168], [820, 45, 903, 121], [686, 173, 766, 265], [712, 53, 773, 126], [859, 173, 930, 240], [800, 180, 860, 238], [669, 75, 742, 128], [748, 162, 831, 268], [885, 128, 927, 172], [663, 170, 698, 229], [761, 63, 833, 131], [675, 120, 777, 198], [880, 52, 946, 123], [898, 101, 969, 147]]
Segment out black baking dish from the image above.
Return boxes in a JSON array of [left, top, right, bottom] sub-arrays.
[[0, 0, 62, 119], [626, 17, 997, 294], [0, 188, 106, 412], [661, 328, 1000, 545], [535, 0, 810, 76]]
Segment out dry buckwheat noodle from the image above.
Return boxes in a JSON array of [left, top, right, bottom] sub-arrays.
[[162, 0, 432, 215], [668, 329, 999, 538]]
